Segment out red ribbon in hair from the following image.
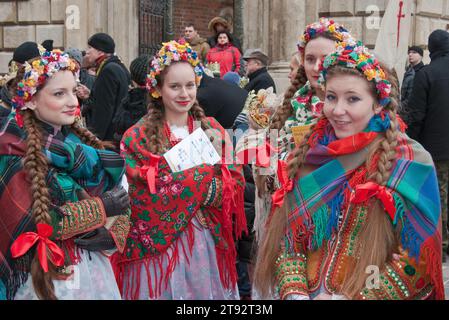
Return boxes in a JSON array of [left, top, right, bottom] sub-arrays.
[[140, 153, 162, 194], [350, 182, 397, 221], [272, 160, 294, 209], [10, 223, 65, 273]]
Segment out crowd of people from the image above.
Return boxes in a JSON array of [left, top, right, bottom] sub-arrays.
[[0, 15, 447, 301]]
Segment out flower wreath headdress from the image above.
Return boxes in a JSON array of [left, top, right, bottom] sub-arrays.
[[12, 48, 78, 112], [319, 38, 392, 107], [297, 18, 352, 55], [146, 41, 204, 99]]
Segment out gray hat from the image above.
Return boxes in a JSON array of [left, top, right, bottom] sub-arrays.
[[243, 49, 269, 66], [66, 48, 83, 66]]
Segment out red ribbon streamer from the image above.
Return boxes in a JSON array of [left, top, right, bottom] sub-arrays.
[[272, 160, 294, 209], [141, 153, 161, 194], [10, 223, 65, 273], [350, 182, 397, 221]]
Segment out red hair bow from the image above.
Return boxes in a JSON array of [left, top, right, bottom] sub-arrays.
[[10, 223, 65, 273]]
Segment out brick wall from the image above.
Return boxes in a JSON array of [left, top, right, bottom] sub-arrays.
[[173, 0, 234, 41]]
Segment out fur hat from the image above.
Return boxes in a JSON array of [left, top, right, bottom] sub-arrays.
[[208, 16, 229, 32]]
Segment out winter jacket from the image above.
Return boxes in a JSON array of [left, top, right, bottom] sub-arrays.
[[400, 62, 424, 123], [206, 43, 241, 79], [407, 53, 449, 161], [244, 67, 277, 94], [187, 35, 210, 64], [112, 87, 148, 145], [208, 33, 242, 54], [197, 75, 248, 129], [84, 55, 131, 143]]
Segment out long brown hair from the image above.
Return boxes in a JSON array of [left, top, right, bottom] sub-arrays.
[[143, 61, 211, 154], [253, 64, 402, 299], [12, 62, 110, 300]]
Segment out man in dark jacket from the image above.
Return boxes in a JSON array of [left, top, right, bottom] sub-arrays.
[[197, 74, 248, 129], [79, 33, 131, 143], [400, 46, 425, 123], [243, 49, 277, 94], [407, 29, 449, 261]]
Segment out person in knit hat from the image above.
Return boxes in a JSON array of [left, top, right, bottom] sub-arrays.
[[407, 29, 449, 262], [80, 32, 131, 146], [41, 39, 54, 51], [1, 42, 41, 117], [400, 46, 425, 121], [112, 54, 151, 144]]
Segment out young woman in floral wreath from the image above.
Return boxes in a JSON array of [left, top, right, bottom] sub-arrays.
[[112, 41, 246, 300], [0, 49, 131, 300], [248, 18, 353, 245], [253, 39, 444, 300]]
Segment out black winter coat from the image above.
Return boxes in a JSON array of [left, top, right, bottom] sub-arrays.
[[244, 67, 277, 94], [84, 55, 131, 142], [112, 87, 148, 145], [407, 53, 449, 161], [197, 75, 248, 129], [400, 62, 425, 123]]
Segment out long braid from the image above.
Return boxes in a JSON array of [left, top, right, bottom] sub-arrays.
[[342, 67, 402, 299], [269, 65, 307, 130], [253, 117, 319, 297], [71, 119, 108, 150], [143, 99, 165, 154], [22, 110, 57, 300], [190, 101, 211, 131]]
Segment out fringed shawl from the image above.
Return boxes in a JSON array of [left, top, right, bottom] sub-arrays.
[[112, 116, 246, 299], [282, 116, 444, 299], [0, 115, 125, 300]]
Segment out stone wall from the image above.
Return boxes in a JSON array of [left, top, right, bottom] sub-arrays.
[[0, 0, 139, 74], [243, 0, 449, 93]]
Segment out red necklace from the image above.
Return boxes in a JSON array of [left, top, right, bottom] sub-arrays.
[[164, 115, 195, 147]]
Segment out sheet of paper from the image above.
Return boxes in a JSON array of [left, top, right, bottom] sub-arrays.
[[164, 128, 221, 173]]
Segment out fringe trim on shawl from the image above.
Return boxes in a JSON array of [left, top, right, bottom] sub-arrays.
[[421, 235, 445, 300], [112, 222, 196, 300]]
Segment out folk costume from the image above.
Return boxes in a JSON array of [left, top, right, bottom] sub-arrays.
[[240, 19, 353, 244], [270, 41, 444, 300], [0, 50, 130, 300], [112, 41, 246, 300]]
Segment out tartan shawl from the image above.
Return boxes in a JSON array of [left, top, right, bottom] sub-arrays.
[[282, 115, 444, 299], [112, 116, 246, 299], [0, 114, 125, 299]]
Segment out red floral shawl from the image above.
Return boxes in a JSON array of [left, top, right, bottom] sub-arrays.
[[112, 116, 246, 299]]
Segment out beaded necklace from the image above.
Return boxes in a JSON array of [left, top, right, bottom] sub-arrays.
[[164, 114, 194, 147]]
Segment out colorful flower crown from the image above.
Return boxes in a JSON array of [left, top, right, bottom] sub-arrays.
[[12, 49, 78, 111], [319, 39, 392, 106], [146, 41, 204, 99], [298, 18, 351, 54]]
